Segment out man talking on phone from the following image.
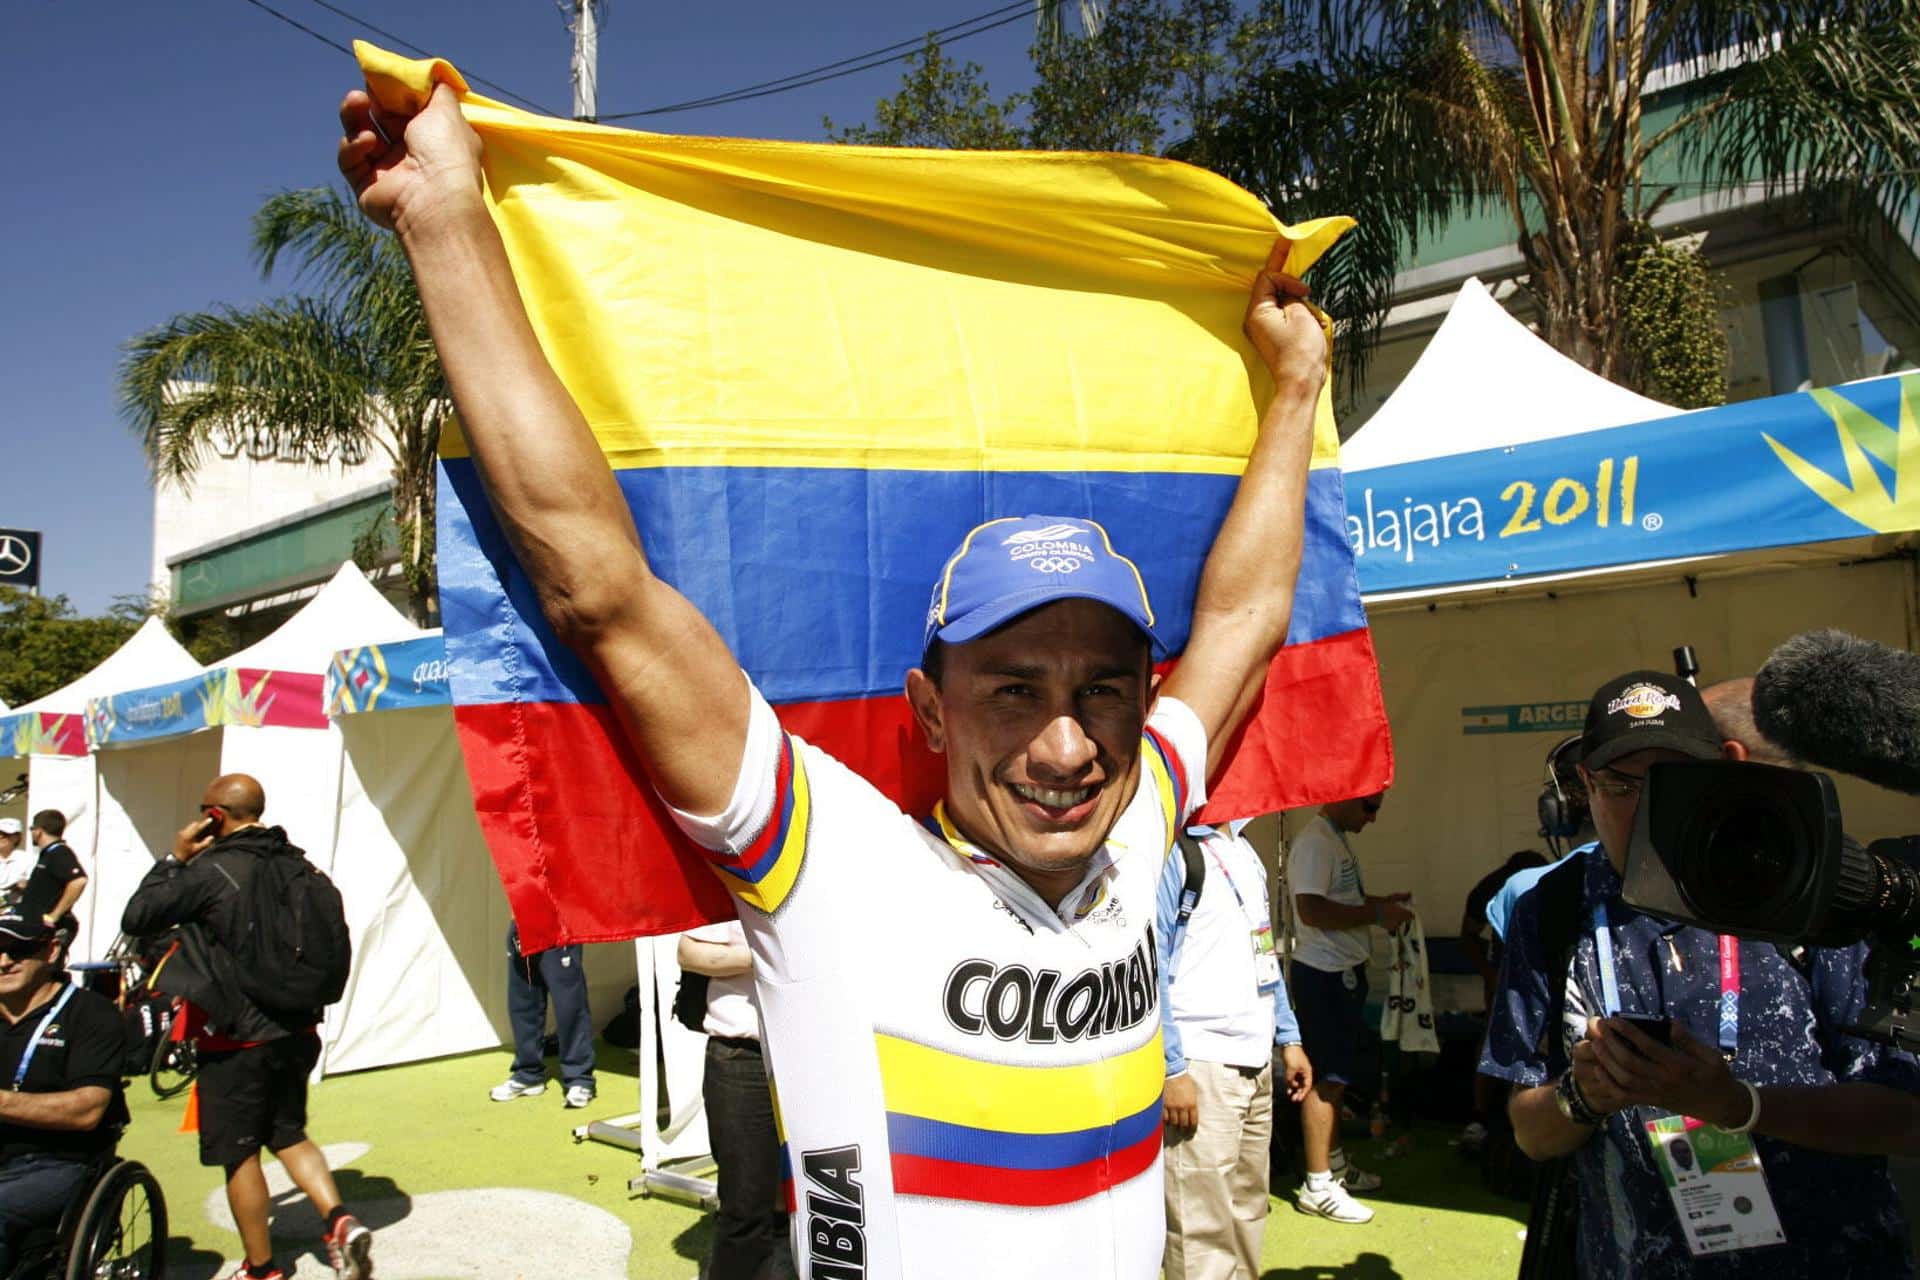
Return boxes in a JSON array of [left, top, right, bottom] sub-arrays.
[[121, 775, 371, 1280], [1483, 670, 1920, 1278]]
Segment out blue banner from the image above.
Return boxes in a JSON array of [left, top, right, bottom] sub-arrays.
[[88, 671, 224, 749], [328, 636, 450, 715], [1346, 374, 1916, 595]]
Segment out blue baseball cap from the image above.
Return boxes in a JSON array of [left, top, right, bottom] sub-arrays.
[[923, 516, 1165, 658]]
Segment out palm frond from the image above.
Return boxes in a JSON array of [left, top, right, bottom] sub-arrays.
[[1209, 44, 1506, 401], [119, 299, 387, 485], [1693, 6, 1920, 231], [253, 187, 429, 355]]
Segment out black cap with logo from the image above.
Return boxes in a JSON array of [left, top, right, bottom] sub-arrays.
[[0, 911, 53, 947], [1580, 670, 1725, 773]]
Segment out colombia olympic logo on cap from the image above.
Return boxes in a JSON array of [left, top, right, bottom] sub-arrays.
[[1002, 524, 1095, 574], [1607, 682, 1681, 720]]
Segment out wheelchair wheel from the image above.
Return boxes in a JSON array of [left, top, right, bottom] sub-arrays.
[[64, 1160, 166, 1280], [148, 1032, 195, 1101]]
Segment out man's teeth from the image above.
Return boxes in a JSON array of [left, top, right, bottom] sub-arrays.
[[1011, 783, 1093, 809]]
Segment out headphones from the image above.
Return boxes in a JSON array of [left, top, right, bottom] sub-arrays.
[[1537, 733, 1586, 848]]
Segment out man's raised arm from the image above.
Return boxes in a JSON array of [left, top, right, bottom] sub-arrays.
[[338, 83, 746, 816], [1160, 240, 1329, 777]]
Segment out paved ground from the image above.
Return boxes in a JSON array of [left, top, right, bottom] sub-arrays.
[[116, 1042, 1527, 1279]]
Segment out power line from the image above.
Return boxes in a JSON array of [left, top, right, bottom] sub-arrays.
[[293, 0, 559, 115], [233, 0, 557, 117], [599, 0, 1035, 120], [237, 0, 354, 57]]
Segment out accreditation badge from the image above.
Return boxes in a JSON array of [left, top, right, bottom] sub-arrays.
[[1643, 1113, 1786, 1256], [1250, 922, 1280, 993]]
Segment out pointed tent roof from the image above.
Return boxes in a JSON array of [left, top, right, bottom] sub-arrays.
[[16, 616, 201, 715], [223, 561, 422, 675], [1341, 277, 1677, 473], [86, 563, 423, 748]]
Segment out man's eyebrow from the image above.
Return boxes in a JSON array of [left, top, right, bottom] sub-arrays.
[[979, 662, 1045, 679], [974, 662, 1141, 681]]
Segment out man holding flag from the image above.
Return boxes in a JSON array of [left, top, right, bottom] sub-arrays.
[[341, 76, 1329, 1280]]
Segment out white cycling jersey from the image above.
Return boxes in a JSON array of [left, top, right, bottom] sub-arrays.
[[670, 677, 1206, 1280]]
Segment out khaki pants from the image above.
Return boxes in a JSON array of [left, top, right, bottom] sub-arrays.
[[1163, 1057, 1274, 1280]]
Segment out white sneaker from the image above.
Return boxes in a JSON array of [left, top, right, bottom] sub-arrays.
[[489, 1078, 547, 1102], [564, 1084, 595, 1109], [1295, 1179, 1375, 1223]]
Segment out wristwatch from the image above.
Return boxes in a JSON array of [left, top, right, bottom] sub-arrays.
[[1555, 1069, 1603, 1127]]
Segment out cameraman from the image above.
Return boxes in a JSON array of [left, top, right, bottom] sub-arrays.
[[1483, 671, 1920, 1277]]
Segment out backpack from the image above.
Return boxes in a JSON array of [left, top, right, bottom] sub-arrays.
[[1168, 832, 1208, 959], [231, 846, 352, 1014]]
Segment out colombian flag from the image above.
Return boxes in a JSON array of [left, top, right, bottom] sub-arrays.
[[358, 46, 1393, 951]]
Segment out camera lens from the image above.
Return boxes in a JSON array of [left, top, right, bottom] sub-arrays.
[[1698, 809, 1800, 913]]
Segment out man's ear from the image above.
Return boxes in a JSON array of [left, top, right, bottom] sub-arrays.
[[1723, 739, 1748, 762], [905, 669, 947, 753]]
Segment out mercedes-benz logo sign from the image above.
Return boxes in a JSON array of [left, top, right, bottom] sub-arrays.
[[0, 536, 30, 577]]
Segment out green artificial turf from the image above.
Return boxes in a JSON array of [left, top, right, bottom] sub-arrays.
[[117, 1042, 1525, 1279]]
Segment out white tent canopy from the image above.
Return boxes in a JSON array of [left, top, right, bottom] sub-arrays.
[[1340, 277, 1677, 472], [13, 616, 201, 720], [221, 562, 420, 671], [91, 564, 420, 966], [2, 617, 201, 960]]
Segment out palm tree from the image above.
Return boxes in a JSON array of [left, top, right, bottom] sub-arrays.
[[120, 188, 446, 623], [1208, 0, 1920, 403]]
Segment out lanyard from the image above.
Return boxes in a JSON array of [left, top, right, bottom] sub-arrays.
[[1200, 838, 1249, 912], [13, 984, 76, 1092], [1590, 907, 1739, 1057]]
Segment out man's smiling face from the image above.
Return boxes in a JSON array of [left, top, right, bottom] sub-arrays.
[[908, 599, 1154, 903]]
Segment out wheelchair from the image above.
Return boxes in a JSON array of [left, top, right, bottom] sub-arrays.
[[6, 1145, 167, 1280]]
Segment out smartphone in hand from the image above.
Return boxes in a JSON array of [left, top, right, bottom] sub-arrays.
[[1616, 1015, 1672, 1046]]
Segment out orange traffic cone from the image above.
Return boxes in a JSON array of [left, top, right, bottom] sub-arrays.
[[178, 1082, 199, 1134]]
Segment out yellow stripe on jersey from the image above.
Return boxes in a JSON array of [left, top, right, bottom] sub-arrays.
[[874, 1031, 1164, 1136], [710, 735, 812, 914]]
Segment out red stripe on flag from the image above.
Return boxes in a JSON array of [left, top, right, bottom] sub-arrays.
[[1198, 626, 1394, 822]]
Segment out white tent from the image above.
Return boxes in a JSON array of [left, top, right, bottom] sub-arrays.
[[1340, 276, 1677, 472], [88, 564, 420, 971], [0, 617, 201, 960], [1315, 283, 1919, 946]]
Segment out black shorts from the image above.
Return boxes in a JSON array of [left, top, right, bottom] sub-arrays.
[[1291, 961, 1368, 1087], [196, 1032, 321, 1168]]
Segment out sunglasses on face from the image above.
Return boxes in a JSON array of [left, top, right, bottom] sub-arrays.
[[1361, 799, 1382, 814], [0, 938, 50, 962]]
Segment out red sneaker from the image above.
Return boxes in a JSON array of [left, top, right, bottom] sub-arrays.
[[223, 1267, 286, 1280], [323, 1213, 374, 1280]]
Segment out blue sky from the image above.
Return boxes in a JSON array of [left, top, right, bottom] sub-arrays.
[[2, 0, 1044, 614]]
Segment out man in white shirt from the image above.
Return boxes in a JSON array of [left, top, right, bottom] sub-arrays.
[[1286, 792, 1409, 1223], [0, 821, 31, 903], [1158, 822, 1312, 1278], [679, 923, 792, 1280], [341, 80, 1327, 1279]]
